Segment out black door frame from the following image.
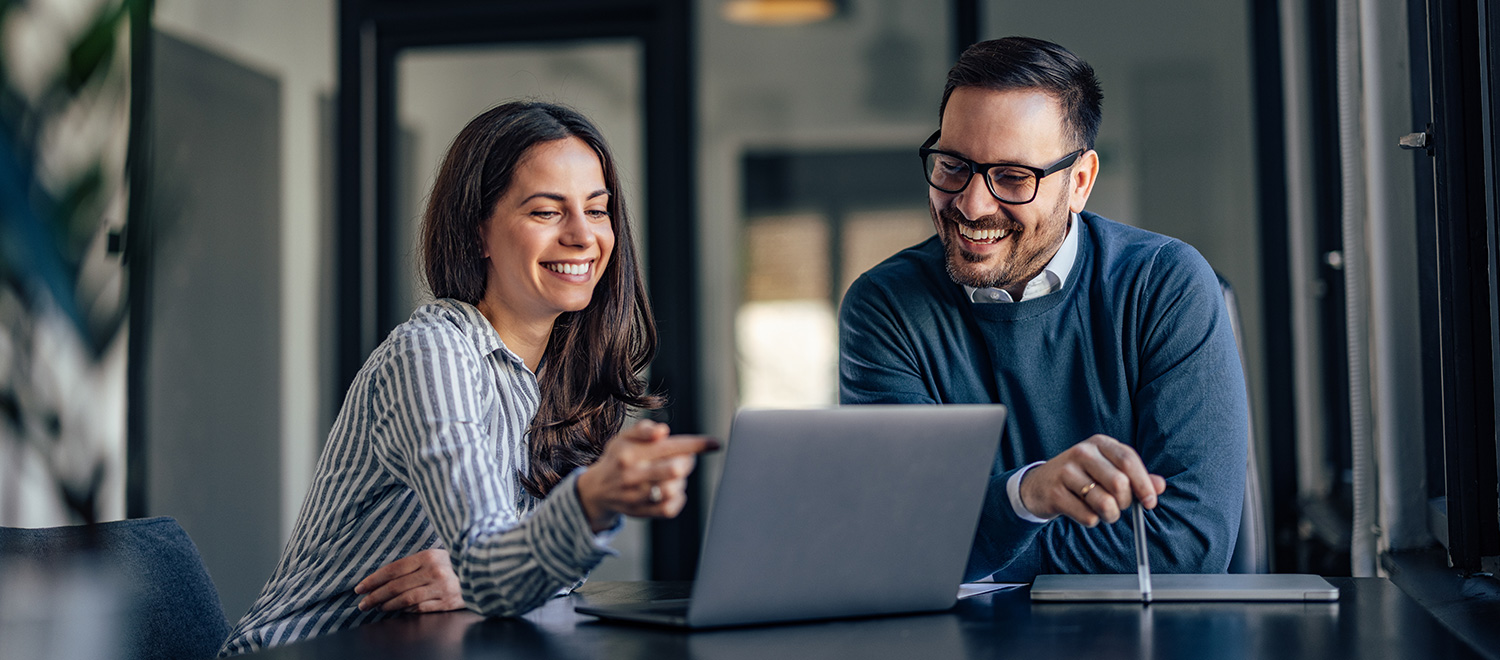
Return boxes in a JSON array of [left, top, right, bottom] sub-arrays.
[[125, 0, 156, 519], [336, 0, 702, 579], [1248, 0, 1300, 574]]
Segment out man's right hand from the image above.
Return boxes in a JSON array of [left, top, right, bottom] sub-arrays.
[[1018, 434, 1166, 527]]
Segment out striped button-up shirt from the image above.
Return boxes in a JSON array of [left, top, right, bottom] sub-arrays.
[[220, 299, 612, 655]]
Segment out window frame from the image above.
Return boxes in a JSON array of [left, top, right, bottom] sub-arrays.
[[1412, 0, 1500, 573]]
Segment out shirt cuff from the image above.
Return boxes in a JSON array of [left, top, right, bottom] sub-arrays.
[[526, 468, 616, 584], [568, 466, 624, 552], [1006, 461, 1057, 524]]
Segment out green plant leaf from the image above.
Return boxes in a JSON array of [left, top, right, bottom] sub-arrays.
[[65, 2, 129, 94]]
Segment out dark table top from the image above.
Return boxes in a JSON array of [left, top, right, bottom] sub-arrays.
[[247, 578, 1486, 659]]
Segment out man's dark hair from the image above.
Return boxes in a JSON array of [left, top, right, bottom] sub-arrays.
[[940, 36, 1103, 150]]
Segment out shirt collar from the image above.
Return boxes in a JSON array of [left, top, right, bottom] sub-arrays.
[[440, 299, 530, 369], [964, 212, 1080, 304]]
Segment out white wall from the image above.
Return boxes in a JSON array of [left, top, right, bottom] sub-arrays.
[[154, 0, 336, 545]]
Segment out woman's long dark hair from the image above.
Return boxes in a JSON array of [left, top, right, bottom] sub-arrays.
[[421, 101, 662, 498]]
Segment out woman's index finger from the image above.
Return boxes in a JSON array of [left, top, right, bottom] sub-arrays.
[[643, 435, 720, 459]]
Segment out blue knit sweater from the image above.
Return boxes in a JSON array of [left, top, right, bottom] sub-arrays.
[[839, 212, 1248, 581]]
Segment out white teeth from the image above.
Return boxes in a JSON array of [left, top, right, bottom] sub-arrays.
[[958, 225, 1012, 242], [545, 262, 589, 276]]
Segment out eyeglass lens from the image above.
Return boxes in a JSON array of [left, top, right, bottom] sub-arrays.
[[923, 152, 1037, 203]]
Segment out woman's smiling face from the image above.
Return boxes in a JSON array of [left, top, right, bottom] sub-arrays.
[[481, 136, 615, 325]]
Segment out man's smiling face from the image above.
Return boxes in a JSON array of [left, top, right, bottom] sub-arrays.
[[928, 87, 1095, 292]]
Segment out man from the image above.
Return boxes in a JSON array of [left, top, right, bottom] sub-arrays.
[[839, 37, 1248, 581]]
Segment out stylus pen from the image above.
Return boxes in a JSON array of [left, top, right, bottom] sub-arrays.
[[1133, 504, 1153, 603]]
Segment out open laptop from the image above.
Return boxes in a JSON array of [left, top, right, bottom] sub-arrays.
[[574, 405, 1007, 628]]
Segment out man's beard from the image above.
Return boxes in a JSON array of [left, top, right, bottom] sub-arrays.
[[931, 186, 1071, 290]]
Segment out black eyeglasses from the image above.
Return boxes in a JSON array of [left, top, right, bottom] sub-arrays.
[[919, 130, 1084, 205]]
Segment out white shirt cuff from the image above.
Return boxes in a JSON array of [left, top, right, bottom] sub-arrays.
[[1006, 461, 1057, 523]]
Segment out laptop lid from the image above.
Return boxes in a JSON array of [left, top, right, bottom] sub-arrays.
[[680, 405, 1007, 627], [1030, 573, 1340, 602]]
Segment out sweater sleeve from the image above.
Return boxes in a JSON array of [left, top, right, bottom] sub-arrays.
[[367, 326, 612, 617], [1000, 241, 1249, 579], [839, 274, 939, 405]]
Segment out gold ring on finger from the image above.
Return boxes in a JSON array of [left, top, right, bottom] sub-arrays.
[[1078, 482, 1098, 498], [648, 484, 663, 503]]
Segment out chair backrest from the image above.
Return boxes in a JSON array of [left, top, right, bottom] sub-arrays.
[[0, 516, 231, 660], [1217, 273, 1270, 574]]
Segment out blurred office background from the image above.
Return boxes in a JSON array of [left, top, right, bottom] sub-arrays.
[[1, 0, 1495, 628]]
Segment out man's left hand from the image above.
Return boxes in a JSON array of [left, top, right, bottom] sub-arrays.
[[1018, 434, 1167, 527]]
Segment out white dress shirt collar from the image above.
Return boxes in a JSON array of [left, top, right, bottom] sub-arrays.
[[963, 212, 1080, 304]]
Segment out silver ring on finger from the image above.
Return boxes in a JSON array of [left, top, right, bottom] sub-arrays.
[[648, 483, 663, 503]]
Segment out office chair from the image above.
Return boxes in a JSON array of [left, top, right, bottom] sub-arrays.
[[0, 516, 231, 659], [1217, 273, 1270, 574]]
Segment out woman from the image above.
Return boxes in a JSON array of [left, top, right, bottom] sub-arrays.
[[220, 102, 714, 655]]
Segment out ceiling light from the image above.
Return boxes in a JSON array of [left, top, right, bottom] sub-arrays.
[[722, 0, 838, 26]]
